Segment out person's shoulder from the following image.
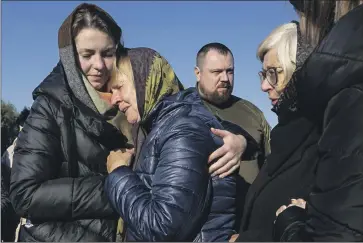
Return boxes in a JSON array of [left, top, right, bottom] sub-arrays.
[[231, 95, 265, 119], [157, 113, 214, 147], [29, 94, 67, 124], [163, 102, 219, 132], [230, 95, 271, 134], [32, 62, 71, 106], [168, 105, 216, 129], [128, 47, 162, 58]]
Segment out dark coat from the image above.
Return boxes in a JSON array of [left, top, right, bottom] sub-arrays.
[[237, 113, 320, 241], [105, 88, 236, 242], [2, 152, 19, 242], [9, 63, 126, 241], [239, 4, 363, 242], [274, 4, 363, 241]]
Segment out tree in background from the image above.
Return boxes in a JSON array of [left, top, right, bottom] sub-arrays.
[[1, 100, 19, 155], [1, 100, 30, 155]]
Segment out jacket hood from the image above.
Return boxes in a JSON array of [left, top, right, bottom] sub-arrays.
[[295, 4, 363, 120], [35, 3, 122, 111]]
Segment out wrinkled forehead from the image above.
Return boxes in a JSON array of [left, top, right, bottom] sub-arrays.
[[203, 50, 234, 70]]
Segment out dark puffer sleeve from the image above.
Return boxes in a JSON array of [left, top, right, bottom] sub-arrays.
[[105, 116, 236, 241], [9, 96, 116, 222], [196, 172, 236, 241]]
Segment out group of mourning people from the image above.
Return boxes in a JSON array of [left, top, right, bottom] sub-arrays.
[[2, 0, 363, 242]]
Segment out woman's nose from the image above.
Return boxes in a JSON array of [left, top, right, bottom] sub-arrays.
[[93, 55, 106, 70], [261, 78, 272, 92], [110, 92, 121, 106]]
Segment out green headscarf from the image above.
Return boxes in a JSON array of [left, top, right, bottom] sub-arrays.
[[108, 48, 183, 239], [127, 47, 183, 122]]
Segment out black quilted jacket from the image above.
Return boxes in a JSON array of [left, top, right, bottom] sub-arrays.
[[9, 62, 126, 241]]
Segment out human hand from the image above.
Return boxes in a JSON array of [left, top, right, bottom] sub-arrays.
[[107, 148, 134, 173], [276, 198, 306, 217], [208, 128, 247, 178], [229, 234, 239, 242]]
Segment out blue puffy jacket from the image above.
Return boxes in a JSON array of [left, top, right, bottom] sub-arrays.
[[105, 88, 236, 241]]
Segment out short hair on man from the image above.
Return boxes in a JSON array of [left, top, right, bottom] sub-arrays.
[[196, 42, 233, 68], [16, 107, 30, 127]]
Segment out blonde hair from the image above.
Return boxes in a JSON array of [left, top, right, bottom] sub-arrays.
[[257, 23, 298, 91], [110, 51, 135, 90]]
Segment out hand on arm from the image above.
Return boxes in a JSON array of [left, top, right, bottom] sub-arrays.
[[208, 128, 247, 178], [107, 148, 134, 173]]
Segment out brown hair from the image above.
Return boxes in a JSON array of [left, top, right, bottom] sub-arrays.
[[299, 1, 336, 47], [335, 0, 363, 21], [72, 4, 122, 46], [298, 0, 363, 47]]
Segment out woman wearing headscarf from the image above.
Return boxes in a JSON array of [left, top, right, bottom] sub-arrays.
[[273, 0, 363, 241], [10, 3, 129, 241], [231, 20, 316, 242], [104, 47, 237, 242]]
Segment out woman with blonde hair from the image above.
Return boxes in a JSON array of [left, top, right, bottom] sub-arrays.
[[257, 22, 298, 104], [234, 3, 363, 241], [231, 19, 316, 242], [104, 47, 237, 241], [272, 0, 363, 241]]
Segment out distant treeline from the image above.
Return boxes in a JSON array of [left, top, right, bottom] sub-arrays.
[[1, 100, 30, 155]]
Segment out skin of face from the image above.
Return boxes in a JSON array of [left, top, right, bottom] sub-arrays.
[[261, 48, 286, 106], [109, 73, 141, 124], [75, 28, 116, 91], [195, 49, 234, 105]]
